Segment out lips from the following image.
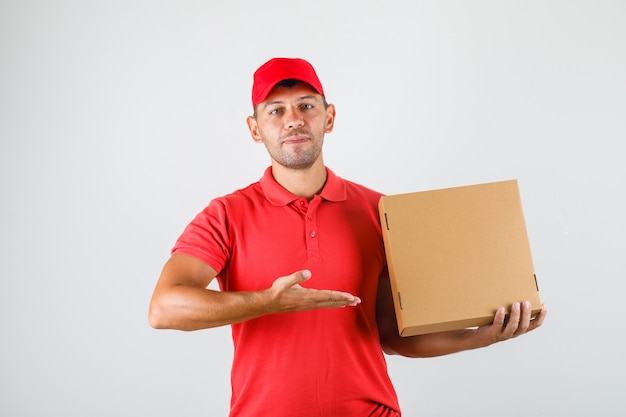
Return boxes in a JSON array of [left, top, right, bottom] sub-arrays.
[[283, 136, 309, 144], [281, 131, 311, 145]]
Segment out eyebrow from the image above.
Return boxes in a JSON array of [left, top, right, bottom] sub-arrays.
[[263, 95, 318, 108]]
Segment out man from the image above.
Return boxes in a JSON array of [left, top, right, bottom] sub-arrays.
[[149, 57, 547, 416]]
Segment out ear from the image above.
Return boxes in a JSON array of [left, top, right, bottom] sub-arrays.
[[324, 104, 336, 134], [246, 115, 263, 143]]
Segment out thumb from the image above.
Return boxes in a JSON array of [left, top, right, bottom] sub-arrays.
[[297, 269, 312, 283], [289, 269, 311, 287], [275, 270, 312, 290]]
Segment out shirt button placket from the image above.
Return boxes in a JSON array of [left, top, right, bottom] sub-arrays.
[[305, 198, 321, 262], [307, 212, 316, 239]]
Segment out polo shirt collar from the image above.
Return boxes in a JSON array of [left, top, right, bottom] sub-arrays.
[[260, 166, 347, 206]]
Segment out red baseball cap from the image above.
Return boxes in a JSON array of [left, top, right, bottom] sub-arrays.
[[251, 57, 325, 108]]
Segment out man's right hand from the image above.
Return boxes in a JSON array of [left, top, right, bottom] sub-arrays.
[[265, 269, 361, 313]]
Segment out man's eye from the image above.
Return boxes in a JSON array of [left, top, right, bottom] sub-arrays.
[[300, 103, 313, 110], [269, 108, 283, 115]]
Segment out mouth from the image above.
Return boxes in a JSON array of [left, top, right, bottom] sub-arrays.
[[281, 132, 311, 145]]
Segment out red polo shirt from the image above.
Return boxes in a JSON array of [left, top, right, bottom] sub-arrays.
[[172, 167, 400, 417]]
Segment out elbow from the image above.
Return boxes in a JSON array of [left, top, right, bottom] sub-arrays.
[[381, 345, 400, 356], [380, 337, 398, 356], [148, 300, 170, 329], [381, 343, 420, 358], [380, 335, 429, 358], [380, 337, 406, 357], [148, 298, 199, 331]]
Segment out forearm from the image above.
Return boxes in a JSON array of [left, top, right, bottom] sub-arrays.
[[149, 284, 271, 331], [383, 328, 490, 358]]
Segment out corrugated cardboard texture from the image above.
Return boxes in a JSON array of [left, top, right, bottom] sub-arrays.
[[379, 180, 541, 336]]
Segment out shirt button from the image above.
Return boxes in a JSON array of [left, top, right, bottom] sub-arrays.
[[307, 215, 313, 220], [310, 231, 316, 238]]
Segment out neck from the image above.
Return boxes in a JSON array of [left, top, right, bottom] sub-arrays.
[[271, 157, 327, 200]]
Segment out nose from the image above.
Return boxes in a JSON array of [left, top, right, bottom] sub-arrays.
[[284, 106, 304, 129]]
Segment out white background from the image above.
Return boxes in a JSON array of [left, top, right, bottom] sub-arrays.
[[1, 1, 625, 416]]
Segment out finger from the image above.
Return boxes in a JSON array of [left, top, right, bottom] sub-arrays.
[[274, 270, 312, 291], [321, 290, 361, 308], [298, 274, 361, 306], [516, 301, 532, 335], [503, 302, 521, 337], [297, 269, 312, 283], [528, 303, 548, 331], [492, 307, 506, 327]]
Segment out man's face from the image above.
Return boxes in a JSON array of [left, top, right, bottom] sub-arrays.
[[247, 82, 335, 170]]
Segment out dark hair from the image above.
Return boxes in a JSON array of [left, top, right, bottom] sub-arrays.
[[253, 79, 328, 117], [276, 79, 301, 88]]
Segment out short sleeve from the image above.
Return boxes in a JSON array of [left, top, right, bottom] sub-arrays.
[[171, 198, 231, 273]]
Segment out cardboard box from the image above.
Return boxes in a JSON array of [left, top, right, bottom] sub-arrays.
[[378, 180, 541, 336]]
